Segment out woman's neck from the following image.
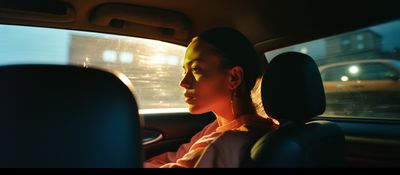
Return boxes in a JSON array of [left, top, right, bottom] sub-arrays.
[[213, 93, 257, 127]]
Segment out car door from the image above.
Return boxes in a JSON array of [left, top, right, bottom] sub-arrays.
[[142, 112, 215, 159]]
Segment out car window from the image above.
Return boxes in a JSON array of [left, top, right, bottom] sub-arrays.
[[394, 61, 400, 69], [0, 24, 188, 114], [265, 19, 400, 120], [321, 63, 397, 81], [321, 65, 360, 81]]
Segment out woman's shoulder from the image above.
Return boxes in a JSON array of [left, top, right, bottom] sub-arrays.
[[238, 114, 277, 134], [195, 116, 274, 168], [203, 115, 276, 150], [212, 127, 262, 149]]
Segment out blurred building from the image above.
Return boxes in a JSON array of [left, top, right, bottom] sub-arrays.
[[320, 30, 384, 65], [267, 29, 399, 66], [68, 34, 186, 109]]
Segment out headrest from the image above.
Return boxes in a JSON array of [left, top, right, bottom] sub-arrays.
[[0, 65, 142, 168], [262, 52, 325, 122]]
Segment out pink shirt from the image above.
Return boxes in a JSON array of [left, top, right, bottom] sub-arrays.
[[144, 115, 276, 168]]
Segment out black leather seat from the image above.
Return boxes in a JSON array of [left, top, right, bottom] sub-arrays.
[[250, 52, 345, 167], [0, 65, 142, 168]]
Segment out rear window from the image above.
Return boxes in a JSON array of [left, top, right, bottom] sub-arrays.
[[265, 19, 400, 120], [0, 24, 187, 114]]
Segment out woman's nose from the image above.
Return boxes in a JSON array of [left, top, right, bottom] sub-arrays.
[[180, 72, 194, 89]]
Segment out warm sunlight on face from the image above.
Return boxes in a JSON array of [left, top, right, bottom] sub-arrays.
[[180, 38, 231, 114]]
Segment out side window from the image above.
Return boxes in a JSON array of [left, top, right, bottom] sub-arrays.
[[340, 36, 352, 52], [265, 19, 400, 120], [322, 63, 397, 82], [321, 65, 359, 82], [0, 24, 188, 114]]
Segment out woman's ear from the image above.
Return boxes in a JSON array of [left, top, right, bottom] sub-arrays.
[[227, 66, 244, 90]]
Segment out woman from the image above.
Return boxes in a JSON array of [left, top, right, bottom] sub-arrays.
[[145, 27, 278, 168]]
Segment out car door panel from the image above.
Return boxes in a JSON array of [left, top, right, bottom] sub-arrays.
[[316, 117, 400, 167], [142, 112, 215, 159]]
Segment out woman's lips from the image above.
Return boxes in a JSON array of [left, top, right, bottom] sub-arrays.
[[185, 96, 196, 104], [184, 92, 196, 104]]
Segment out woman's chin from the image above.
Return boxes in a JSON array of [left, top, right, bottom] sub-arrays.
[[188, 105, 208, 114]]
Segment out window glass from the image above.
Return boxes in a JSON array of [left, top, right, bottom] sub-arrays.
[[321, 65, 359, 81], [358, 63, 396, 80], [321, 63, 397, 81], [0, 24, 188, 114], [265, 19, 400, 120], [394, 61, 400, 69]]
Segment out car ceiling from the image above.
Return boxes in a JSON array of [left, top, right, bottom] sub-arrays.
[[0, 0, 399, 53]]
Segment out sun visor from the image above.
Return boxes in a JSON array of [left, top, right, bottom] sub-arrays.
[[89, 3, 192, 43]]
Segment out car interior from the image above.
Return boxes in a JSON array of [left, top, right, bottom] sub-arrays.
[[0, 0, 400, 168]]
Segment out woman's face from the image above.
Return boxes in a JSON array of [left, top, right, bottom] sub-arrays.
[[180, 38, 232, 114]]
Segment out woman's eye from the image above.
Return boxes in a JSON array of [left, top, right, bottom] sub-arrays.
[[192, 66, 201, 73]]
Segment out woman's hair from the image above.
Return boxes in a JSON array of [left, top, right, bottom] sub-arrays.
[[197, 27, 262, 92]]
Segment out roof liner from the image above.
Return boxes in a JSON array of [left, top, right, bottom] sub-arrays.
[[0, 0, 399, 52]]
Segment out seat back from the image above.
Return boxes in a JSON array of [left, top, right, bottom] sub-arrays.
[[0, 65, 142, 168], [250, 52, 344, 167]]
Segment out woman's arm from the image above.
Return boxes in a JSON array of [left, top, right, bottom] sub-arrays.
[[144, 120, 219, 168]]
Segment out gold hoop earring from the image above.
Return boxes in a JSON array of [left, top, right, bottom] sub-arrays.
[[231, 90, 236, 117]]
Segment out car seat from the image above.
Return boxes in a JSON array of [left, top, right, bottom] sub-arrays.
[[0, 65, 143, 168], [250, 52, 345, 167]]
